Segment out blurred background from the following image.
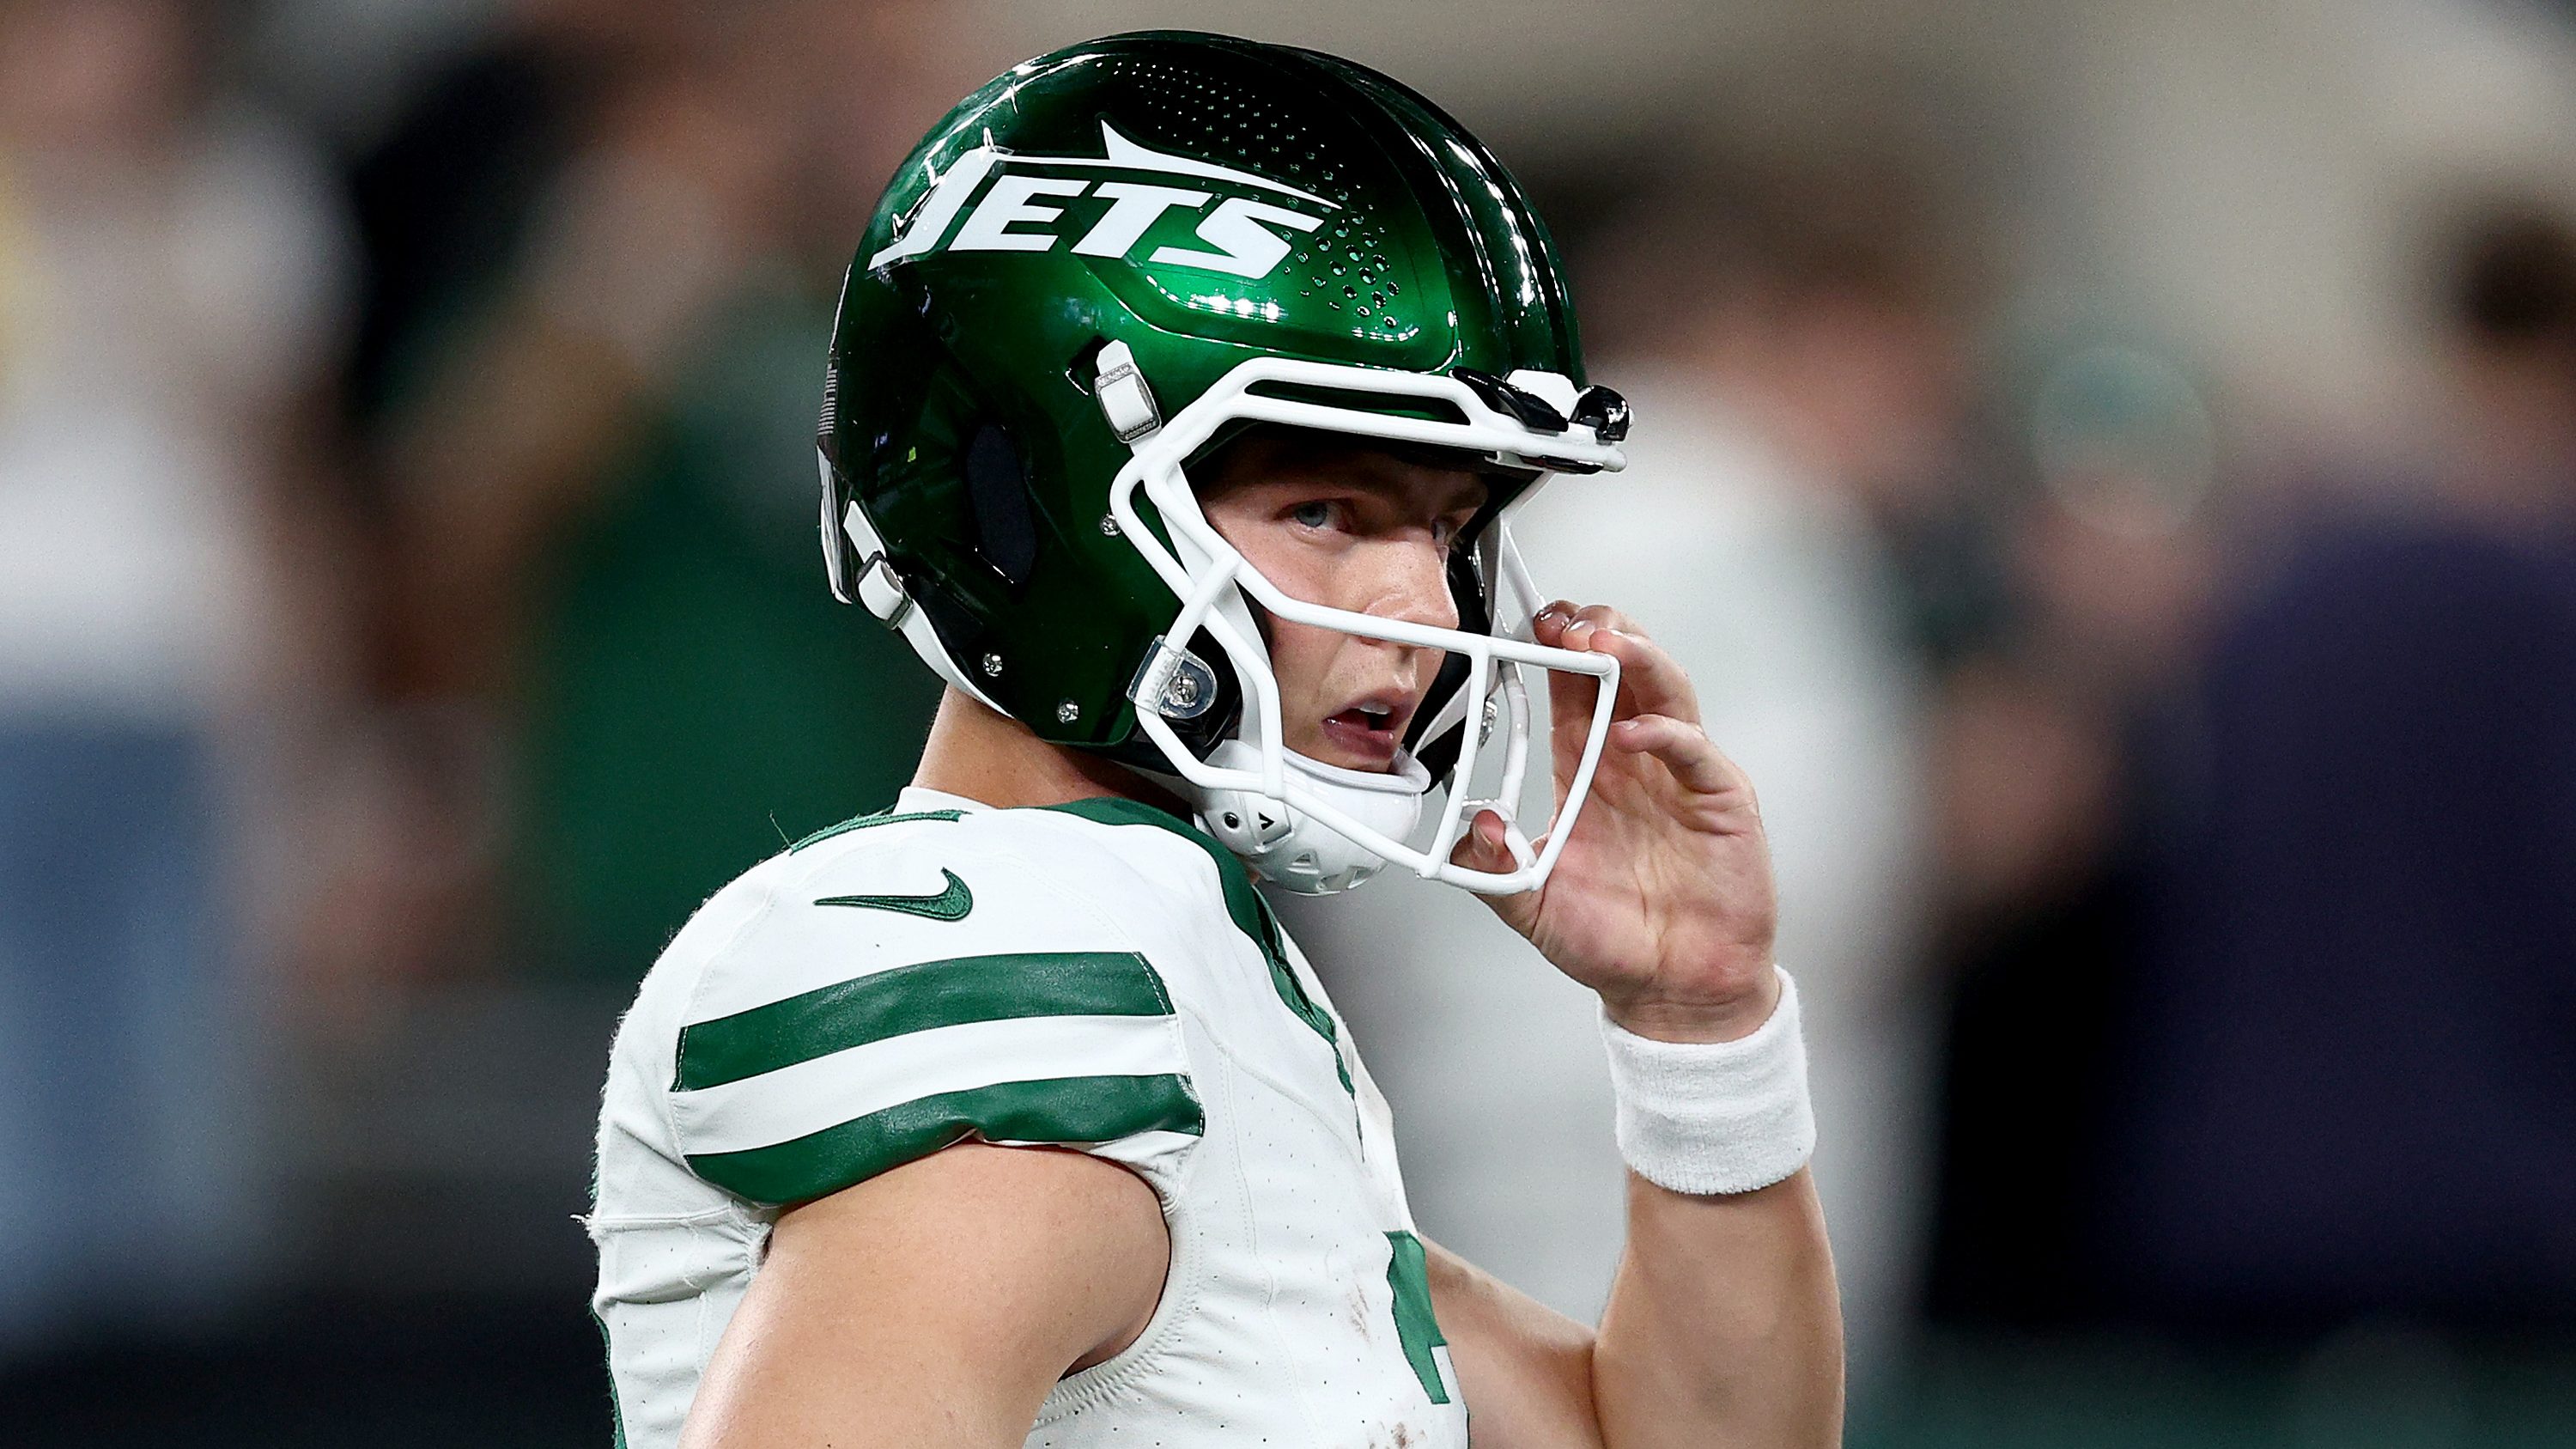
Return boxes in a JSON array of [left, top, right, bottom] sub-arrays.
[[3, 0, 2573, 1443]]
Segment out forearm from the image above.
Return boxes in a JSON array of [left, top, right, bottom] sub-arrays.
[[1591, 1166, 1842, 1449]]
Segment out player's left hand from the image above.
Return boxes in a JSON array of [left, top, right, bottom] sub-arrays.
[[1449, 602, 1780, 1043]]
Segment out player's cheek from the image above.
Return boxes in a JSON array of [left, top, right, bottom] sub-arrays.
[[1261, 617, 1333, 709]]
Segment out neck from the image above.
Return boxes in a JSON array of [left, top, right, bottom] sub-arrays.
[[913, 688, 1190, 816]]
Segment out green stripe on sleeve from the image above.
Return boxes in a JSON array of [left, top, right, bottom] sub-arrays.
[[685, 1072, 1204, 1205], [676, 951, 1175, 1091], [590, 1306, 630, 1449], [1384, 1229, 1454, 1404]]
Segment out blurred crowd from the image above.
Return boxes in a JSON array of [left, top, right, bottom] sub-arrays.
[[3, 0, 2572, 1442]]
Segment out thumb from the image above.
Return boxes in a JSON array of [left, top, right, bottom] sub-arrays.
[[1447, 806, 1516, 869], [1450, 808, 1540, 933]]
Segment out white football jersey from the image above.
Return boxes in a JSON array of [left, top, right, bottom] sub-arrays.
[[588, 786, 1467, 1448]]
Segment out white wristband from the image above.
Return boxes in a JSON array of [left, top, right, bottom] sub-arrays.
[[1602, 968, 1815, 1196]]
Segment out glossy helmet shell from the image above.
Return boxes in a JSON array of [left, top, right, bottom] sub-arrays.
[[820, 30, 1589, 758]]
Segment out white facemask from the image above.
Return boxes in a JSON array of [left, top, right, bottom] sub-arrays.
[[1097, 350, 1629, 898]]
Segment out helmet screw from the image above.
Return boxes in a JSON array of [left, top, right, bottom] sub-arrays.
[[1479, 696, 1500, 744], [981, 652, 1003, 678], [1098, 513, 1121, 537], [1149, 646, 1219, 721], [1056, 699, 1081, 723]]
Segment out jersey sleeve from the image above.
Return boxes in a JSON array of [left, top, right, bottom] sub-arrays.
[[665, 835, 1205, 1208]]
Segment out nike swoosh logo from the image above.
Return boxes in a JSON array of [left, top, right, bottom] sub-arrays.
[[814, 869, 973, 922]]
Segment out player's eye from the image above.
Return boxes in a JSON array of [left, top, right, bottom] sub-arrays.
[[1289, 500, 1336, 529]]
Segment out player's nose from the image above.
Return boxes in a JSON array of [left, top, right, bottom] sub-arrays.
[[1360, 533, 1460, 635]]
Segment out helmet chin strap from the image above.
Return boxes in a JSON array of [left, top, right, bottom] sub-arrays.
[[1189, 742, 1432, 895]]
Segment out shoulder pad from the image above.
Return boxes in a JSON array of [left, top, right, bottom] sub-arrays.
[[670, 825, 1202, 1205]]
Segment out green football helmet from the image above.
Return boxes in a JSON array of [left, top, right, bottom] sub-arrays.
[[819, 30, 1630, 894]]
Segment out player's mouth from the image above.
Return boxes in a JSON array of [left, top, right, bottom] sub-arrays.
[[1318, 691, 1414, 769]]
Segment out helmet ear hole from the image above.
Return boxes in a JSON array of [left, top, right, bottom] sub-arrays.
[[964, 422, 1038, 589]]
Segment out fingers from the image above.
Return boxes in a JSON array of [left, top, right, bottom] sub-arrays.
[[1586, 624, 1701, 725], [1531, 601, 1604, 795], [1541, 651, 1600, 790], [1534, 600, 1639, 648], [1534, 601, 1701, 725], [1536, 602, 1641, 663], [1609, 712, 1746, 799]]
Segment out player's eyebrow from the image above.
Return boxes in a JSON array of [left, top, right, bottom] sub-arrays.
[[1437, 476, 1491, 514], [1317, 463, 1489, 517]]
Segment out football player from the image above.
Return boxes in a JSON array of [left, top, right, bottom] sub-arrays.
[[590, 31, 1840, 1449]]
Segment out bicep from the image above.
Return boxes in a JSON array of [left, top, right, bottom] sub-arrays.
[[1425, 1239, 1607, 1449], [682, 1142, 1169, 1449]]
